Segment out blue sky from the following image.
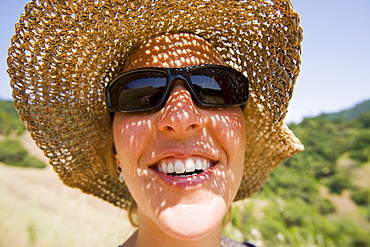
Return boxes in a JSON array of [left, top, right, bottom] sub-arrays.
[[1, 0, 369, 123]]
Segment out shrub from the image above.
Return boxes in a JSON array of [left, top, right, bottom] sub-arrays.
[[358, 111, 370, 128], [351, 188, 370, 206], [0, 101, 25, 136], [0, 139, 46, 168], [315, 197, 336, 215], [324, 171, 352, 194], [349, 148, 370, 164]]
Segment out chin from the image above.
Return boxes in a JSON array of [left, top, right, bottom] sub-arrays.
[[157, 201, 226, 241]]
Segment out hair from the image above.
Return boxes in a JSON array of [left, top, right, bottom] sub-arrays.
[[128, 200, 139, 227], [103, 125, 118, 179]]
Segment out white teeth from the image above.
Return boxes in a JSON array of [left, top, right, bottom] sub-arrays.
[[175, 160, 185, 174], [185, 158, 195, 172], [195, 159, 202, 170], [167, 162, 174, 173], [202, 159, 210, 170], [161, 163, 168, 174], [157, 158, 213, 175]]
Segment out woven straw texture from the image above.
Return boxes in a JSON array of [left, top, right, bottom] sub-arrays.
[[8, 0, 304, 210]]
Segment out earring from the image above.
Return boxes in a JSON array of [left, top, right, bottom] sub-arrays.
[[116, 165, 124, 183], [119, 173, 124, 183]]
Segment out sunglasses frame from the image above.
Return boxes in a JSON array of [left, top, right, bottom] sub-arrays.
[[106, 64, 249, 113]]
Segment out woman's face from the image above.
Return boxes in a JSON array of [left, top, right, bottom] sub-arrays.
[[113, 33, 245, 240]]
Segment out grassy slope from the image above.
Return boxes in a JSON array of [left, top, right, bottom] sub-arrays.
[[0, 133, 135, 247]]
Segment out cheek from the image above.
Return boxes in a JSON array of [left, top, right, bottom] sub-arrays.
[[113, 114, 155, 174], [212, 108, 245, 192], [210, 108, 245, 156], [113, 115, 153, 155], [113, 115, 155, 198]]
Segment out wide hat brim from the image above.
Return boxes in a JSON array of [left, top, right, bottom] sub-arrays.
[[8, 0, 304, 210]]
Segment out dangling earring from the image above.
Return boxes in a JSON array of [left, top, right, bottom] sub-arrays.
[[116, 165, 124, 183]]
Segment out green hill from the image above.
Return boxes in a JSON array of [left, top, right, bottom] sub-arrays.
[[227, 99, 370, 247], [323, 99, 370, 122], [0, 100, 45, 168], [0, 100, 25, 135]]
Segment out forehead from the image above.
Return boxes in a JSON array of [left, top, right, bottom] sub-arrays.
[[123, 33, 225, 71]]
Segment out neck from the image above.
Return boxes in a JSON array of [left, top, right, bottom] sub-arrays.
[[123, 209, 223, 247]]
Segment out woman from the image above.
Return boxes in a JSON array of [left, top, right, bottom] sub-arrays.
[[7, 1, 304, 246], [113, 32, 247, 246]]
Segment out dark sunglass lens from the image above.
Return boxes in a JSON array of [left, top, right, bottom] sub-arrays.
[[191, 68, 248, 105], [190, 74, 224, 104], [109, 71, 167, 111]]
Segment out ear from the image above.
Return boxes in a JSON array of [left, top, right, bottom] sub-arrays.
[[115, 154, 125, 183], [115, 154, 121, 169]]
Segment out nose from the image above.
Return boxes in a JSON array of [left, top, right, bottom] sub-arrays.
[[157, 81, 205, 136]]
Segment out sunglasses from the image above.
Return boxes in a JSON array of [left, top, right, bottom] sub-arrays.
[[106, 65, 249, 112]]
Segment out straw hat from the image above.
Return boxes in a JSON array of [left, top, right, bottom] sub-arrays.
[[8, 0, 304, 210]]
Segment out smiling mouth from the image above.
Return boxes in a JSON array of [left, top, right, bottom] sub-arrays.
[[152, 158, 216, 177]]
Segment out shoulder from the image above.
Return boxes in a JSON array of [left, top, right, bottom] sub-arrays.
[[244, 242, 257, 247], [221, 235, 256, 247]]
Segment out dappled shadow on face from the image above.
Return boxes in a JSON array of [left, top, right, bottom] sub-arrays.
[[114, 32, 246, 235], [118, 107, 245, 226], [123, 32, 225, 71], [157, 86, 205, 134]]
